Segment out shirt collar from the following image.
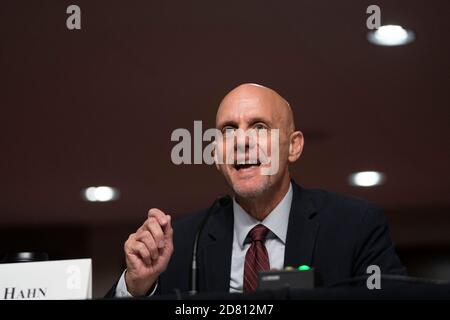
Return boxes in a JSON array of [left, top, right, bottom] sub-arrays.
[[233, 182, 293, 248]]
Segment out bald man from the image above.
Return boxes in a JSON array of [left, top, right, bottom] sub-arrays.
[[106, 84, 406, 297]]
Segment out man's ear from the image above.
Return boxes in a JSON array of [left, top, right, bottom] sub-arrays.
[[288, 131, 304, 163]]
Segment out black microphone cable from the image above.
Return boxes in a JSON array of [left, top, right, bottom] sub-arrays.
[[189, 195, 232, 295]]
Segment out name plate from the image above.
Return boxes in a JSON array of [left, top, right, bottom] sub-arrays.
[[0, 259, 92, 300]]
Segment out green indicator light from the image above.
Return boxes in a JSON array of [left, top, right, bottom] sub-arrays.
[[298, 265, 311, 271]]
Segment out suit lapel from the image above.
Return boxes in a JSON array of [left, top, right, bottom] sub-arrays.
[[196, 182, 319, 292], [284, 183, 320, 269], [198, 202, 234, 292]]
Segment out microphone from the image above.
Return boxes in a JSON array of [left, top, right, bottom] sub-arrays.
[[189, 195, 232, 295]]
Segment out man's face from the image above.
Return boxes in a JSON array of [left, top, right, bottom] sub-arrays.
[[215, 93, 291, 199]]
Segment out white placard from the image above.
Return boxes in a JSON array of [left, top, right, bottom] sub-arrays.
[[0, 258, 92, 300]]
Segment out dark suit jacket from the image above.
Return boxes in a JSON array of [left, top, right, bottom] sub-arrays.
[[106, 182, 406, 297]]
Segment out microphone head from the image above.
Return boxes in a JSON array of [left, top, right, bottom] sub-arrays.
[[217, 195, 232, 207]]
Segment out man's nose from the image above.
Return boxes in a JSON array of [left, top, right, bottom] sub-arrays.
[[234, 131, 258, 152], [235, 135, 250, 151]]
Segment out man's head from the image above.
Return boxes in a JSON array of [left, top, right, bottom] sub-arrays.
[[215, 83, 304, 199]]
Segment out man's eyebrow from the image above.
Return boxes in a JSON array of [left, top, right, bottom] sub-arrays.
[[218, 120, 238, 129], [248, 117, 271, 126], [217, 117, 272, 129]]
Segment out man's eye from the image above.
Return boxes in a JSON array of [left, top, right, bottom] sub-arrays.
[[222, 127, 235, 134], [254, 123, 267, 130]]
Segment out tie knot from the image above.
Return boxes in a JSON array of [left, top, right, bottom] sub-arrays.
[[248, 224, 269, 242]]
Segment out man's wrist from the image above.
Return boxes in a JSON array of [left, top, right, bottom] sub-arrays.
[[124, 270, 158, 297]]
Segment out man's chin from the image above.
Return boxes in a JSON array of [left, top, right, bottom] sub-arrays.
[[232, 182, 270, 199]]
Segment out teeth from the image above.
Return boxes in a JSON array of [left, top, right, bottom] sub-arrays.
[[234, 163, 261, 170]]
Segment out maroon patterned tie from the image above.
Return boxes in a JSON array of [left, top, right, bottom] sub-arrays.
[[243, 224, 270, 293]]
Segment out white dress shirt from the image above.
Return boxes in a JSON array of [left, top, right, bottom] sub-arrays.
[[115, 182, 293, 297], [115, 270, 158, 297], [229, 182, 293, 292]]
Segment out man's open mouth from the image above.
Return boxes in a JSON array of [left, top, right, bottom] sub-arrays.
[[233, 161, 261, 170]]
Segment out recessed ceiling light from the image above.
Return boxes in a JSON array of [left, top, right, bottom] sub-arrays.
[[349, 171, 385, 187], [367, 25, 415, 46], [82, 186, 119, 202]]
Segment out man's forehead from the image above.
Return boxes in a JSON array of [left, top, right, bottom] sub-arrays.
[[215, 83, 294, 131], [216, 99, 274, 124], [218, 94, 275, 114], [234, 97, 261, 107], [220, 96, 263, 110]]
